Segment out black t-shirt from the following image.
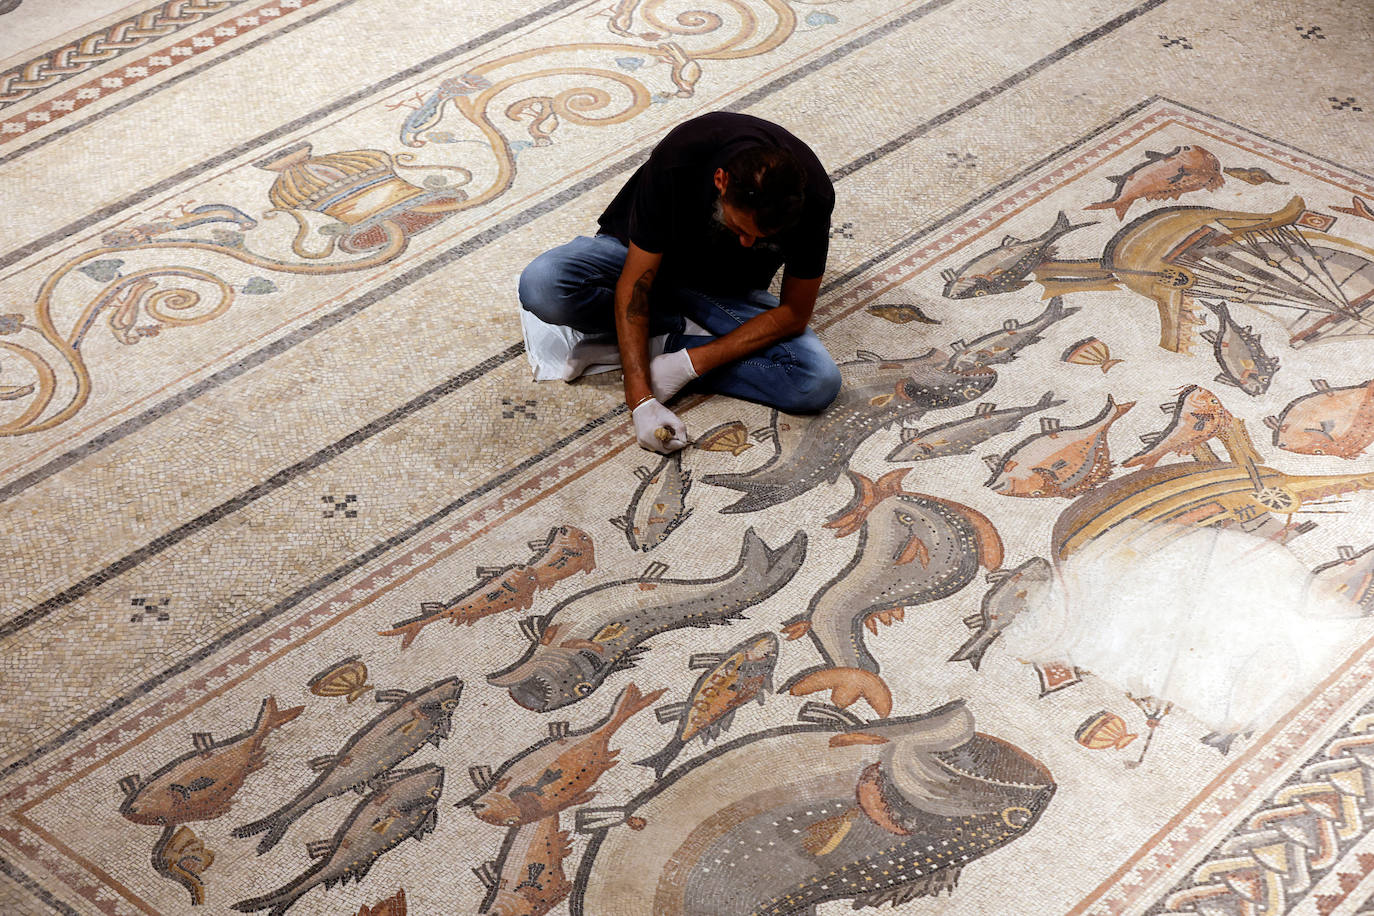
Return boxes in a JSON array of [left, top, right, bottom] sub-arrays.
[[597, 112, 834, 293]]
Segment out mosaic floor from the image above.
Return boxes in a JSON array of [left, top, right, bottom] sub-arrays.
[[3, 0, 1374, 913]]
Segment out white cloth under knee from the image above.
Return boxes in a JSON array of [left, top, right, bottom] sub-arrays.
[[519, 310, 708, 382]]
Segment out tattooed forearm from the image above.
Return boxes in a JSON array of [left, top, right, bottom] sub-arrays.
[[627, 268, 655, 321]]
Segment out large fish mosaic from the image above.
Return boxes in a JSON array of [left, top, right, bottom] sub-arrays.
[[634, 631, 779, 779], [572, 700, 1055, 915], [487, 529, 805, 712], [1084, 144, 1224, 220], [1266, 378, 1374, 459], [887, 391, 1064, 462], [232, 764, 444, 916], [782, 469, 1003, 717], [474, 814, 573, 916], [701, 349, 997, 514], [945, 296, 1079, 373], [939, 212, 1093, 299], [380, 526, 595, 648], [460, 683, 663, 828], [119, 696, 303, 828], [610, 453, 692, 552], [984, 395, 1135, 498], [232, 677, 463, 854]]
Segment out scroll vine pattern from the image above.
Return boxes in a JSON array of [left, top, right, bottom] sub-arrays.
[[0, 0, 835, 437]]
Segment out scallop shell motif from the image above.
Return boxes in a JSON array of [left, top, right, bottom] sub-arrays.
[[307, 655, 373, 703], [1074, 710, 1137, 750], [157, 825, 215, 905], [695, 420, 753, 456], [1061, 337, 1123, 373]]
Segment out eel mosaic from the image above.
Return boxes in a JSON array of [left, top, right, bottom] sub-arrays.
[[782, 469, 1003, 716]]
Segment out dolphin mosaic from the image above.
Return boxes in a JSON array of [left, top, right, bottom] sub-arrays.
[[487, 529, 806, 712], [701, 349, 997, 514]]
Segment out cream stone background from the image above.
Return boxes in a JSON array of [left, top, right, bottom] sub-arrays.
[[1, 0, 1373, 914]]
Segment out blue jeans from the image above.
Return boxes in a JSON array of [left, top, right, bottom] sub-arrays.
[[518, 235, 841, 413]]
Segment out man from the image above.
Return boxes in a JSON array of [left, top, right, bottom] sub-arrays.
[[518, 111, 842, 453]]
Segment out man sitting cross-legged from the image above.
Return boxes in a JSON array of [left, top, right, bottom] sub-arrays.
[[518, 111, 842, 453]]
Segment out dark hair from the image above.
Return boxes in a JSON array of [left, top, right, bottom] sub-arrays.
[[721, 145, 806, 235]]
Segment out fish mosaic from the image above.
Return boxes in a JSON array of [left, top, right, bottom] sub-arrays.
[[380, 526, 595, 648], [233, 765, 444, 916], [701, 348, 997, 514], [1332, 195, 1374, 220], [475, 814, 573, 916], [487, 528, 806, 712], [153, 826, 215, 905], [1123, 385, 1256, 470], [232, 677, 463, 854], [118, 696, 304, 828], [1223, 166, 1287, 186], [610, 453, 693, 552], [945, 296, 1080, 374], [1308, 543, 1374, 614], [1084, 144, 1224, 219], [984, 395, 1135, 498], [692, 420, 753, 455], [634, 631, 779, 779], [572, 700, 1055, 915], [1199, 299, 1279, 396], [1060, 336, 1123, 372], [782, 469, 1003, 716], [886, 391, 1064, 462], [1266, 378, 1374, 459], [460, 683, 663, 828], [866, 302, 941, 324], [356, 890, 407, 916], [948, 556, 1054, 670], [1075, 711, 1138, 751], [940, 211, 1093, 299], [307, 655, 373, 703]]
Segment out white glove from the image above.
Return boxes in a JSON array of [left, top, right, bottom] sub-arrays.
[[649, 348, 699, 403], [632, 397, 688, 453]]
